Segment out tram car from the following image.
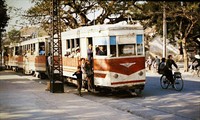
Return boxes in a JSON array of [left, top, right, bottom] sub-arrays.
[[6, 43, 19, 71], [6, 36, 50, 78], [5, 24, 145, 93], [61, 24, 146, 93]]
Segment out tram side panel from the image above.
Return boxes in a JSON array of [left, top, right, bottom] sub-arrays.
[[8, 55, 18, 70], [93, 57, 145, 91], [63, 57, 80, 84], [17, 55, 23, 70], [35, 55, 47, 72]]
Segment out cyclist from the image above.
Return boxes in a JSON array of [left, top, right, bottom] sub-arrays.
[[192, 53, 200, 70], [164, 55, 178, 84]]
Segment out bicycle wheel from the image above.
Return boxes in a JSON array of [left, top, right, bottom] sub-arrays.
[[160, 75, 170, 89], [174, 77, 184, 91]]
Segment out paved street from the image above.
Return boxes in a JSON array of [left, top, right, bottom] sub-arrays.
[[82, 71, 200, 120], [0, 70, 199, 120], [0, 70, 145, 120]]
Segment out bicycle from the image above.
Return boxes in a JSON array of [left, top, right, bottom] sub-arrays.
[[193, 66, 200, 77], [160, 71, 184, 91], [189, 64, 200, 77]]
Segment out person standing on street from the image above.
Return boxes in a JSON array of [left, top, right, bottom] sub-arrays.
[[73, 66, 83, 96], [85, 60, 94, 92], [47, 53, 51, 78], [146, 56, 152, 71], [154, 56, 160, 72], [45, 53, 51, 91], [192, 52, 200, 70]]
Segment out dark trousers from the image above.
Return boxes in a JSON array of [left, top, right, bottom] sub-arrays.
[[87, 75, 94, 90], [77, 79, 82, 94], [165, 69, 174, 84], [194, 63, 200, 70]]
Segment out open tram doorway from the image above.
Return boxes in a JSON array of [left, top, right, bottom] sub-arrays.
[[87, 37, 93, 64], [86, 37, 94, 92]]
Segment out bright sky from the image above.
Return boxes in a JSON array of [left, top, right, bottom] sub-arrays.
[[5, 0, 34, 32]]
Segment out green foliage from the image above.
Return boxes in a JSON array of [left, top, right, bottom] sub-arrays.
[[25, 1, 200, 48], [138, 2, 200, 47], [8, 29, 20, 43], [0, 0, 9, 32], [25, 0, 139, 31]]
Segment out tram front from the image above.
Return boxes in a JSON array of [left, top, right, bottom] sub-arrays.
[[93, 26, 145, 94]]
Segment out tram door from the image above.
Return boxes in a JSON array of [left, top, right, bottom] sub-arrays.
[[87, 37, 94, 88], [87, 37, 93, 65]]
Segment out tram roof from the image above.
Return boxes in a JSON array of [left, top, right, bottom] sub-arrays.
[[65, 24, 143, 32], [20, 36, 50, 45], [61, 24, 143, 39]]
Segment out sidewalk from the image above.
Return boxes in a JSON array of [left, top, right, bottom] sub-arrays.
[[0, 70, 146, 120]]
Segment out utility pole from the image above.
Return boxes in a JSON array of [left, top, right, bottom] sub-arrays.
[[0, 31, 2, 71], [163, 2, 167, 58], [50, 0, 64, 93]]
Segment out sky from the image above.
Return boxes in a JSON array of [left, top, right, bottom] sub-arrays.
[[5, 0, 34, 32]]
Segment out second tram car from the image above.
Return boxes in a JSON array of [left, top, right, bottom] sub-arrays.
[[6, 36, 50, 78]]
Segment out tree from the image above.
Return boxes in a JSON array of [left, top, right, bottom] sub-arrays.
[[25, 0, 143, 32], [0, 0, 9, 70], [0, 0, 9, 32], [8, 29, 21, 43], [137, 2, 200, 71]]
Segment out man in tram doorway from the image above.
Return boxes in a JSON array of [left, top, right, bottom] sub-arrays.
[[87, 44, 94, 91], [87, 44, 93, 66]]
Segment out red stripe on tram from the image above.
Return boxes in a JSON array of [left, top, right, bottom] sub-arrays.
[[111, 80, 145, 85]]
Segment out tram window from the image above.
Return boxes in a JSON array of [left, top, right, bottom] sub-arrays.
[[136, 34, 143, 55], [137, 44, 143, 55], [96, 45, 107, 56], [39, 42, 45, 55], [31, 44, 35, 55], [19, 46, 22, 55], [119, 44, 136, 56], [10, 48, 14, 56], [74, 39, 80, 58], [76, 38, 80, 47], [72, 39, 75, 48], [110, 36, 116, 57], [88, 37, 93, 45], [66, 40, 70, 49], [15, 47, 19, 55]]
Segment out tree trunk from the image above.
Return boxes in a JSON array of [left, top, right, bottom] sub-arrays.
[[182, 38, 188, 72]]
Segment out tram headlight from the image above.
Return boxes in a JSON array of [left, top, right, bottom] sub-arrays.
[[113, 74, 118, 78], [138, 71, 143, 76]]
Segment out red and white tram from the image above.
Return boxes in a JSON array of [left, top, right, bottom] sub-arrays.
[[6, 36, 50, 78], [5, 24, 145, 93], [61, 24, 145, 93]]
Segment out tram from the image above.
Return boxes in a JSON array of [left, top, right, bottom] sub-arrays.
[[6, 36, 50, 78], [5, 24, 145, 93], [61, 24, 145, 93]]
